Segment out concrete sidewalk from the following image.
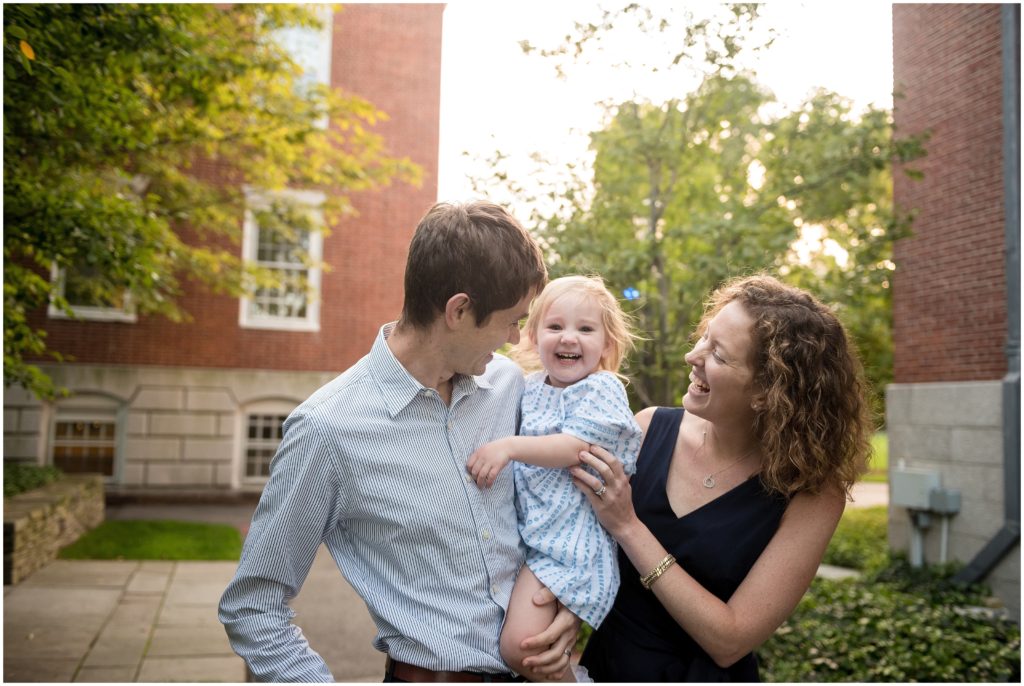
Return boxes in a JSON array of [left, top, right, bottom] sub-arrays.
[[4, 499, 385, 683], [3, 482, 887, 683], [849, 480, 888, 508], [5, 559, 249, 682]]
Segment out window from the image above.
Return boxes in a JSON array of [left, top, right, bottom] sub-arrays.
[[274, 7, 332, 127], [245, 414, 288, 478], [48, 263, 137, 323], [52, 419, 116, 476], [240, 188, 324, 331]]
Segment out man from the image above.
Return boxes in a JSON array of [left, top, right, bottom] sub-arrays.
[[219, 201, 580, 682]]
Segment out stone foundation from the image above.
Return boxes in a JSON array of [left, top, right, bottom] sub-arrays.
[[3, 474, 105, 584], [887, 381, 1019, 622], [4, 364, 333, 493]]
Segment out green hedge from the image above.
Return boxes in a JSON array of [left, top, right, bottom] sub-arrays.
[[760, 560, 1021, 682], [3, 462, 63, 497]]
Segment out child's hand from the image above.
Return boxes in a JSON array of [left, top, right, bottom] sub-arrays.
[[467, 439, 513, 488]]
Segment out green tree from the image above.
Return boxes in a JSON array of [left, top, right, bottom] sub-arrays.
[[541, 84, 921, 411], [475, 4, 923, 412], [4, 3, 421, 398]]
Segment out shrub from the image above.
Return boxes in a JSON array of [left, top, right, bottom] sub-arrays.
[[759, 561, 1021, 682], [3, 462, 63, 497], [822, 505, 889, 573]]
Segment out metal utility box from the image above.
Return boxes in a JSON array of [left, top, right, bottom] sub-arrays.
[[891, 467, 942, 509]]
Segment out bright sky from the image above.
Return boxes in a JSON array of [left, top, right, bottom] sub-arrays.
[[436, 1, 895, 212]]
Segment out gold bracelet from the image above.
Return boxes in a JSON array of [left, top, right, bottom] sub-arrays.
[[640, 554, 676, 590]]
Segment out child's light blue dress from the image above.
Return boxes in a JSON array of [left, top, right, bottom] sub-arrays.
[[513, 370, 643, 627]]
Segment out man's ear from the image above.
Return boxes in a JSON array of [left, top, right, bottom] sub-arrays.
[[444, 293, 473, 329]]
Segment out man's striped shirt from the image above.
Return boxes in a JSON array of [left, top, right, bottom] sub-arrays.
[[219, 324, 526, 682]]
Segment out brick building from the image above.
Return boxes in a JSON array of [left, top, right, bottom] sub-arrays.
[[3, 4, 446, 496], [888, 4, 1019, 619]]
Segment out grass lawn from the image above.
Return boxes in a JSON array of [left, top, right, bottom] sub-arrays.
[[59, 519, 243, 561], [822, 505, 889, 571], [863, 432, 888, 483]]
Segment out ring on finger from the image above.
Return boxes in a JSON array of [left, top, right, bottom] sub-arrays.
[[563, 648, 572, 657], [594, 485, 607, 498]]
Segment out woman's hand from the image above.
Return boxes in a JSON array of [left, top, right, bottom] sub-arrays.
[[570, 444, 641, 540]]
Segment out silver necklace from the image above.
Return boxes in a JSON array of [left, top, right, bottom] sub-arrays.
[[698, 430, 758, 489]]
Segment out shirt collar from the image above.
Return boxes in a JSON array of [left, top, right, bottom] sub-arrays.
[[370, 322, 493, 417]]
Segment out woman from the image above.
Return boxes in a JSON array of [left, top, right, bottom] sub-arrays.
[[569, 274, 871, 681]]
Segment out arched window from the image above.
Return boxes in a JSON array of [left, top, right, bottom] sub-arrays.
[[50, 393, 124, 479]]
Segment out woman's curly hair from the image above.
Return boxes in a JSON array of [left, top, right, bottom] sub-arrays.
[[697, 274, 871, 499]]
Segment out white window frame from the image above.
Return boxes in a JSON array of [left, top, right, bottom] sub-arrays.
[[239, 188, 324, 332], [235, 398, 300, 488], [242, 413, 289, 481], [47, 264, 138, 323]]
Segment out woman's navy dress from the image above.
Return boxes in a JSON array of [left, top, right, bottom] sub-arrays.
[[580, 408, 788, 682]]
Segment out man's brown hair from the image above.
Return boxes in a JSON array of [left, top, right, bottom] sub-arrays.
[[400, 201, 548, 328]]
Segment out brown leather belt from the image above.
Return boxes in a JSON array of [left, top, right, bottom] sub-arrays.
[[386, 657, 522, 682]]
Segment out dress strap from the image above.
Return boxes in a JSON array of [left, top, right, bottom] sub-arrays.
[[634, 407, 684, 482]]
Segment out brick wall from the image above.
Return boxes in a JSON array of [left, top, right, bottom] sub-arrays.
[[30, 4, 444, 374], [891, 4, 1007, 383]]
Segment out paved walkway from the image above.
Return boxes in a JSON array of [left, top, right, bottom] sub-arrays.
[[4, 499, 384, 683], [3, 483, 888, 682], [849, 480, 888, 508]]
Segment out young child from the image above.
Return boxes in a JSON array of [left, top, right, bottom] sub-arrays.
[[467, 275, 643, 681]]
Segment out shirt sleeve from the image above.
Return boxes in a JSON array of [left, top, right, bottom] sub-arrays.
[[560, 372, 644, 476], [218, 411, 342, 683]]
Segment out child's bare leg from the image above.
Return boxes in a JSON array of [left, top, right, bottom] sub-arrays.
[[500, 566, 576, 682]]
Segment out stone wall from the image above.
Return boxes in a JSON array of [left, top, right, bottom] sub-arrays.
[[4, 364, 336, 493], [887, 381, 1019, 621], [4, 474, 105, 584]]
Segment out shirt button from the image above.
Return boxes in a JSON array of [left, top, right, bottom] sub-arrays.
[[481, 529, 491, 541], [491, 584, 499, 596], [465, 474, 473, 484]]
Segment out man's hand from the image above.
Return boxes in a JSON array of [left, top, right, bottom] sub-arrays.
[[466, 439, 514, 488], [518, 587, 581, 680]]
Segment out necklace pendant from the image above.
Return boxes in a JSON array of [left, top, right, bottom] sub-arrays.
[[702, 475, 716, 489]]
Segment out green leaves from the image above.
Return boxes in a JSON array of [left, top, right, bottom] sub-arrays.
[[760, 561, 1021, 682], [4, 4, 421, 398], [544, 72, 920, 408], [764, 508, 1020, 681], [821, 505, 890, 573], [497, 90, 920, 409], [3, 462, 63, 498]]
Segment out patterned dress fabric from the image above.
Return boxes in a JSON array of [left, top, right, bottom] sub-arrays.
[[513, 371, 643, 627], [580, 407, 789, 682]]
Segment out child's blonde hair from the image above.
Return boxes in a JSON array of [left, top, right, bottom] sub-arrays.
[[513, 275, 637, 380]]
